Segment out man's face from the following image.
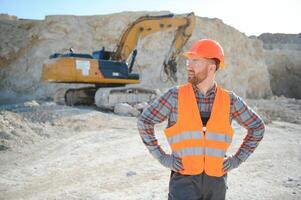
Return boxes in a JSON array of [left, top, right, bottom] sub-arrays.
[[186, 58, 211, 85]]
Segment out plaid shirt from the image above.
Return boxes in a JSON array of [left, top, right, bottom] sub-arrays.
[[137, 82, 265, 162]]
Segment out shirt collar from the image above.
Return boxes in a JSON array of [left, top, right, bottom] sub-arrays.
[[192, 82, 217, 97]]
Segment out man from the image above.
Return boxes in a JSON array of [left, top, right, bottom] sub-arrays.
[[137, 39, 265, 200]]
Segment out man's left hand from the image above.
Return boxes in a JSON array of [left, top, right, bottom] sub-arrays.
[[223, 155, 242, 173]]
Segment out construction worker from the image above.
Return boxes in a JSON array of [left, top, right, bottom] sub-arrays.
[[137, 39, 265, 200]]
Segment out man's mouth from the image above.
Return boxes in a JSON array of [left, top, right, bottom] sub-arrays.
[[188, 71, 195, 76]]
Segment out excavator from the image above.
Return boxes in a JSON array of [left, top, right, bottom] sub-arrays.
[[42, 12, 195, 109]]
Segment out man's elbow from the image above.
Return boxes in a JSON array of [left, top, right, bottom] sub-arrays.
[[137, 118, 144, 130], [257, 121, 266, 141]]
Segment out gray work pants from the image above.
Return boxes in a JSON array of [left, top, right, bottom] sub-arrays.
[[168, 171, 228, 200]]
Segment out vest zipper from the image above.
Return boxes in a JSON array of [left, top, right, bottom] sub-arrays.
[[202, 126, 206, 173], [202, 126, 206, 191]]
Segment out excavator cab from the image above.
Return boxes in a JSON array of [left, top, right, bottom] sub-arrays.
[[92, 47, 138, 75], [92, 47, 112, 60]]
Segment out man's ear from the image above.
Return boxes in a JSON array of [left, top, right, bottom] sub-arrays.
[[208, 64, 216, 73]]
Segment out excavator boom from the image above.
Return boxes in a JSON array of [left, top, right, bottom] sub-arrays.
[[113, 13, 195, 61]]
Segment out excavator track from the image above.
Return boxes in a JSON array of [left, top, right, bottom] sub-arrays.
[[54, 87, 97, 106], [95, 87, 159, 109], [54, 87, 159, 108], [53, 88, 69, 105]]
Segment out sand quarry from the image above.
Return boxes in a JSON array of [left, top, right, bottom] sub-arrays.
[[0, 12, 301, 200]]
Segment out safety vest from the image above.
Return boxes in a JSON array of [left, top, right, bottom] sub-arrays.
[[164, 82, 234, 177]]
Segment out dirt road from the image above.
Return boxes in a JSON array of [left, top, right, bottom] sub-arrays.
[[0, 102, 301, 199]]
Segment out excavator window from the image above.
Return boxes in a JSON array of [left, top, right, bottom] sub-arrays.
[[92, 49, 114, 60]]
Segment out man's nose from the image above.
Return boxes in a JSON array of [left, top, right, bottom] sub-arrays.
[[186, 62, 193, 70]]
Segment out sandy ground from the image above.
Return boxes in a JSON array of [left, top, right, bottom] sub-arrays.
[[0, 100, 301, 200]]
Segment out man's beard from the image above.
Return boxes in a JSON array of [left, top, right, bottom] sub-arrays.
[[187, 70, 208, 85]]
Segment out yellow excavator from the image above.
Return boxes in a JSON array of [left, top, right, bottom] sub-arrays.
[[42, 12, 195, 108]]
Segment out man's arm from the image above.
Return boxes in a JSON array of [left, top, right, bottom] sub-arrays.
[[223, 92, 265, 173], [137, 87, 183, 171]]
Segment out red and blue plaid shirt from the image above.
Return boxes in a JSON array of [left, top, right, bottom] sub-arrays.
[[137, 82, 265, 162]]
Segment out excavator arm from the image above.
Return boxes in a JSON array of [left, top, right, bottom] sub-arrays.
[[112, 12, 196, 82], [163, 13, 195, 82]]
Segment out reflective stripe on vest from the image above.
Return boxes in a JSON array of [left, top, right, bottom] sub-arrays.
[[173, 147, 226, 157], [167, 131, 232, 146], [164, 82, 234, 177]]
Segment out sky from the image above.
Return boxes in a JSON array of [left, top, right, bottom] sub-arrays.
[[0, 0, 300, 36]]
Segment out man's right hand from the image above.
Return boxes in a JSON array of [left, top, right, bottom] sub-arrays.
[[147, 146, 183, 172], [158, 154, 184, 172]]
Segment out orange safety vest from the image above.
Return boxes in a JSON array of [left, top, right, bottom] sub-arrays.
[[164, 82, 234, 177]]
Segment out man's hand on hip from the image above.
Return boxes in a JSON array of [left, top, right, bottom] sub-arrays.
[[148, 146, 183, 172], [158, 154, 184, 172], [223, 155, 242, 173]]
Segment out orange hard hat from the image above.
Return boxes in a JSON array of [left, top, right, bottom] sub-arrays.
[[183, 39, 225, 68]]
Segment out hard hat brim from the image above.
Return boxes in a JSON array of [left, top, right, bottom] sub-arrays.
[[182, 51, 197, 59]]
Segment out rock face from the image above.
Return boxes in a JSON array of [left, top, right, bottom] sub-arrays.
[[258, 33, 301, 99], [0, 12, 272, 104]]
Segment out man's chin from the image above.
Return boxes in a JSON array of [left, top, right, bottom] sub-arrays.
[[188, 78, 197, 85], [188, 78, 205, 86]]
